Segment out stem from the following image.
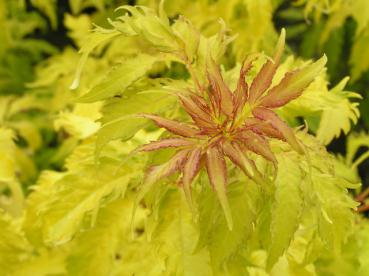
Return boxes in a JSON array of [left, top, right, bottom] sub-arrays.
[[357, 204, 369, 213], [356, 186, 369, 202], [185, 60, 205, 95], [176, 50, 204, 94], [351, 151, 369, 169]]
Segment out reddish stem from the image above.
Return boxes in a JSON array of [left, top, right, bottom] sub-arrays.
[[357, 204, 369, 213], [356, 186, 369, 203]]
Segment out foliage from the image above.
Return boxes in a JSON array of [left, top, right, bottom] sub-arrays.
[[0, 0, 369, 275]]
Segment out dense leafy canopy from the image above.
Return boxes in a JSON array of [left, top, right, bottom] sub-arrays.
[[1, 0, 369, 275]]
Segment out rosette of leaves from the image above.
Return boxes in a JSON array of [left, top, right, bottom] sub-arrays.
[[135, 29, 327, 229]]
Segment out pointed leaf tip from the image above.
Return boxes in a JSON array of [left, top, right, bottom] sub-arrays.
[[260, 54, 327, 108], [136, 149, 189, 205], [249, 28, 286, 104], [138, 138, 194, 152], [253, 107, 303, 154], [139, 114, 199, 137], [206, 56, 234, 117]]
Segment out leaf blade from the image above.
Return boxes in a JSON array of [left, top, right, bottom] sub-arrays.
[[206, 146, 233, 230], [260, 55, 327, 108]]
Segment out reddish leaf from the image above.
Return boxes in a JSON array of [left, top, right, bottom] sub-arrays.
[[189, 93, 209, 110], [140, 114, 199, 137], [233, 56, 255, 116], [260, 55, 327, 108], [182, 147, 203, 207], [249, 29, 285, 105], [222, 141, 255, 179], [138, 138, 194, 152], [243, 117, 284, 140], [252, 107, 303, 153], [237, 130, 277, 166], [206, 146, 233, 230], [207, 56, 234, 117], [136, 149, 189, 204], [177, 94, 215, 128]]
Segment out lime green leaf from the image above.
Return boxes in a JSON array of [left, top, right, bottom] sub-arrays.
[[350, 29, 369, 81], [147, 190, 213, 275], [206, 179, 261, 272], [0, 127, 17, 182], [13, 250, 67, 276], [267, 155, 303, 269], [54, 103, 102, 139], [316, 77, 361, 145], [30, 0, 57, 29], [67, 200, 130, 276], [29, 158, 141, 245], [0, 210, 32, 275], [346, 132, 369, 168], [79, 54, 160, 102], [281, 73, 360, 145], [23, 170, 65, 246], [70, 30, 120, 90], [96, 86, 177, 154]]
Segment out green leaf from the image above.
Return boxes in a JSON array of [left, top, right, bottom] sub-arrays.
[[96, 86, 178, 154], [28, 158, 141, 245], [281, 72, 361, 145], [346, 132, 369, 167], [0, 210, 32, 275], [79, 54, 160, 102], [148, 189, 213, 276], [67, 200, 130, 276], [267, 154, 303, 269], [204, 178, 261, 272], [316, 77, 361, 145], [70, 30, 121, 90], [315, 174, 357, 253], [295, 132, 358, 253], [23, 170, 64, 246], [350, 29, 369, 81], [12, 250, 66, 276], [30, 0, 57, 29]]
